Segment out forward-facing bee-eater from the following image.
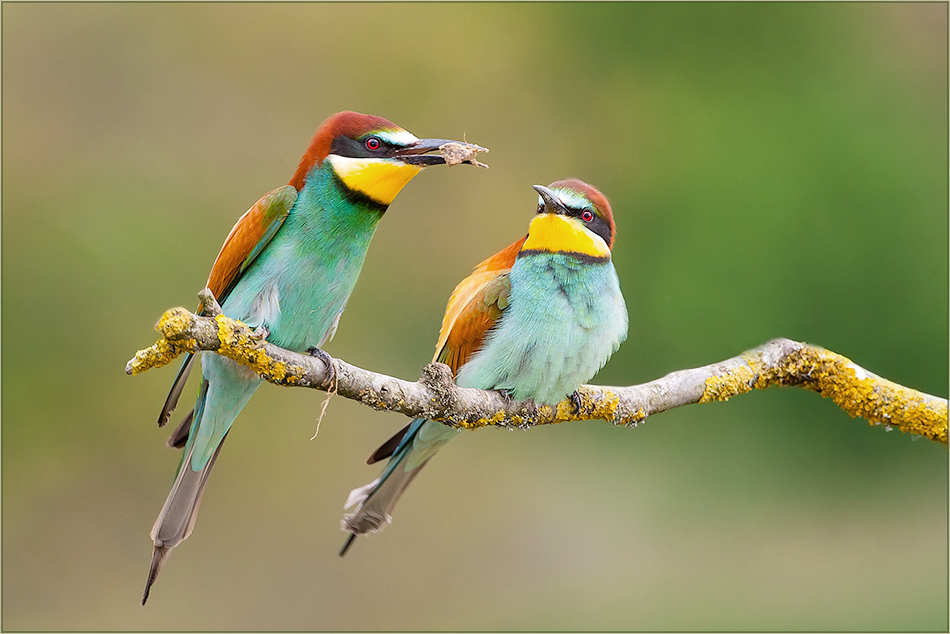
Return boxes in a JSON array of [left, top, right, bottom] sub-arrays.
[[340, 179, 628, 554], [142, 111, 485, 603]]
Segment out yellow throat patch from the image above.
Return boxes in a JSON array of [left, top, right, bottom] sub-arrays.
[[522, 213, 611, 259], [328, 156, 423, 206]]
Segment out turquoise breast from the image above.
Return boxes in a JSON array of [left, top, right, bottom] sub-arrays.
[[220, 166, 382, 353], [455, 252, 628, 404]]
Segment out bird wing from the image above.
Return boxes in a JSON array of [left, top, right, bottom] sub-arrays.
[[365, 236, 525, 465], [433, 235, 526, 375], [156, 185, 296, 429], [205, 184, 297, 305]]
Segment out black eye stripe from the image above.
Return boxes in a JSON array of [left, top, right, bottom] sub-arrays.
[[567, 206, 594, 218], [537, 193, 613, 246], [588, 216, 612, 245], [330, 135, 394, 158], [568, 207, 611, 244]]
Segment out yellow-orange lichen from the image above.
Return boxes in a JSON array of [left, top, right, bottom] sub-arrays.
[[456, 386, 622, 430], [125, 308, 198, 375], [157, 307, 197, 343], [212, 314, 305, 386], [701, 344, 947, 444], [464, 409, 506, 430], [587, 388, 621, 423], [126, 338, 190, 375], [700, 360, 757, 403], [776, 347, 947, 444]]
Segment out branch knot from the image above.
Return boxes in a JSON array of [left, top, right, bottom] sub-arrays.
[[419, 362, 460, 421]]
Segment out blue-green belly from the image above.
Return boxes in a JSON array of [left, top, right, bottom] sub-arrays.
[[456, 252, 628, 405]]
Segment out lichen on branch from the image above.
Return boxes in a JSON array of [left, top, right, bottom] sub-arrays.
[[699, 343, 948, 443], [125, 290, 322, 388], [126, 292, 948, 445]]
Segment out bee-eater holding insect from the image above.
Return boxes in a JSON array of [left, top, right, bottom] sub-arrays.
[[142, 111, 486, 604], [340, 179, 628, 554]]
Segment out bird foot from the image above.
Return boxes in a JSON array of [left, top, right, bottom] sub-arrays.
[[307, 346, 337, 388], [569, 390, 583, 415], [250, 326, 270, 348]]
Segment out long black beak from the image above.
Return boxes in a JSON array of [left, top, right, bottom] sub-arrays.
[[533, 184, 570, 215], [394, 138, 487, 166]]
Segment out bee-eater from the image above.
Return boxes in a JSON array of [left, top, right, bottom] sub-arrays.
[[340, 179, 628, 554], [142, 111, 484, 603]]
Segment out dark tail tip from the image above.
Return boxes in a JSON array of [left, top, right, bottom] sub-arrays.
[[142, 545, 167, 605], [142, 575, 154, 605], [339, 533, 358, 557]]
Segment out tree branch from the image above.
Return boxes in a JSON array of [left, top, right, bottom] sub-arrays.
[[126, 290, 948, 445]]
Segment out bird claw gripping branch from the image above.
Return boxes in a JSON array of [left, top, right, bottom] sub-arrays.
[[249, 326, 270, 349]]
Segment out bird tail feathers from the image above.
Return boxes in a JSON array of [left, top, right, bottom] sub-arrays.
[[143, 434, 225, 604], [340, 419, 456, 554], [142, 381, 224, 605], [341, 444, 430, 536]]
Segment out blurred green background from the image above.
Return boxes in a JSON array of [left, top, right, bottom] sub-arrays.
[[3, 3, 947, 631]]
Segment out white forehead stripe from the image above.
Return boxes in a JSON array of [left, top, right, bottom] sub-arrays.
[[537, 189, 593, 211], [376, 129, 419, 146]]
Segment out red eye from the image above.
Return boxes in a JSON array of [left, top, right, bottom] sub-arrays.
[[365, 137, 381, 151], [582, 210, 594, 222]]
